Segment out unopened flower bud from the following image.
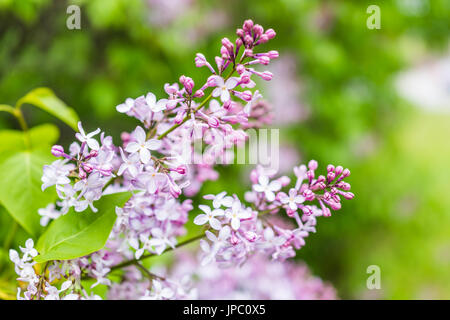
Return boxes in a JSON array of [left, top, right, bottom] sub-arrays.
[[78, 168, 87, 179], [82, 163, 94, 173], [51, 145, 65, 157], [260, 71, 273, 81], [253, 24, 264, 36], [243, 19, 254, 32], [308, 160, 318, 170], [265, 28, 276, 39]]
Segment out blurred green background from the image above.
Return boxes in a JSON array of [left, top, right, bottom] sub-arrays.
[[0, 0, 449, 299]]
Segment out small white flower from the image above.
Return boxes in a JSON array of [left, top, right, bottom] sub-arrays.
[[280, 188, 305, 211], [125, 126, 161, 164], [199, 226, 231, 266], [75, 122, 101, 151], [211, 76, 239, 102], [225, 200, 251, 230], [19, 239, 38, 261], [145, 92, 167, 112], [117, 147, 141, 177], [204, 191, 234, 208], [253, 175, 281, 202], [116, 97, 135, 113], [194, 205, 224, 230]]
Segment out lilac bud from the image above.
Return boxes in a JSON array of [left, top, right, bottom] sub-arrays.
[[175, 166, 187, 175], [342, 192, 355, 200], [221, 37, 234, 52], [250, 170, 258, 184], [308, 160, 318, 170], [244, 48, 253, 57], [342, 168, 350, 178], [78, 168, 87, 179], [317, 175, 326, 183], [207, 75, 218, 87], [325, 200, 341, 211], [303, 189, 315, 201], [240, 90, 253, 102], [258, 56, 270, 65], [336, 181, 351, 191], [236, 64, 246, 74], [335, 165, 343, 176], [327, 164, 335, 172], [306, 169, 315, 181], [327, 172, 336, 183], [258, 34, 269, 44], [253, 24, 264, 37], [278, 175, 291, 187], [193, 89, 204, 98], [180, 75, 194, 94], [243, 19, 254, 32], [260, 71, 273, 81], [240, 74, 251, 84], [265, 28, 276, 39], [194, 53, 207, 67], [301, 206, 313, 216], [268, 50, 279, 59], [230, 233, 240, 245], [174, 110, 185, 124], [208, 116, 220, 128], [244, 35, 253, 46], [51, 145, 65, 157], [82, 163, 94, 173], [220, 46, 228, 56]]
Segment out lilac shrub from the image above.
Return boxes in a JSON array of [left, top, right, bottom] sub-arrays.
[[9, 19, 354, 300]]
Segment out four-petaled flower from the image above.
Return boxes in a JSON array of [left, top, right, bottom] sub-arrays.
[[226, 199, 251, 230], [19, 239, 38, 261], [125, 126, 162, 164], [211, 76, 239, 102], [194, 205, 224, 230], [253, 175, 281, 202], [199, 226, 231, 266], [75, 122, 101, 151], [117, 147, 141, 177], [204, 191, 234, 209], [280, 188, 305, 211], [145, 92, 167, 113]]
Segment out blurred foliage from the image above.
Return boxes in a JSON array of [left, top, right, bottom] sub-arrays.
[[0, 0, 449, 299]]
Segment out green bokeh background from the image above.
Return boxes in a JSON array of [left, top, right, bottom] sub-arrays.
[[0, 0, 449, 299]]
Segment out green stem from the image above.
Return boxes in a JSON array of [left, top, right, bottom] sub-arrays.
[[13, 108, 31, 149], [134, 261, 165, 281], [0, 104, 15, 114], [110, 233, 204, 271], [157, 67, 237, 140]]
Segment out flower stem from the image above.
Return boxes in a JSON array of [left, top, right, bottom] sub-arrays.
[[110, 233, 204, 271], [157, 67, 237, 140]]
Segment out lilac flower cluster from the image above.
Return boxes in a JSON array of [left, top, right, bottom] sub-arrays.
[[10, 19, 354, 300], [194, 160, 353, 266]]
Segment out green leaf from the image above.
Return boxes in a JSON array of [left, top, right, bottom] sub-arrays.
[[35, 192, 132, 263], [0, 149, 57, 236], [16, 88, 79, 130], [0, 124, 59, 164]]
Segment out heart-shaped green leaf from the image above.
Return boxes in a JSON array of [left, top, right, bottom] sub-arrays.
[[0, 123, 59, 159], [16, 88, 79, 131], [35, 192, 132, 263], [0, 149, 57, 236]]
